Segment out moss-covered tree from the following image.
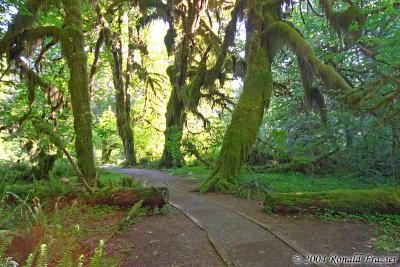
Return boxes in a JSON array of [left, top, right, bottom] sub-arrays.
[[0, 0, 97, 183], [92, 2, 138, 166], [60, 0, 96, 182], [200, 0, 364, 192]]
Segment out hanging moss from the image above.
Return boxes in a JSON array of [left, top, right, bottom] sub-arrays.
[[60, 0, 97, 184], [265, 21, 358, 107], [318, 0, 366, 46], [0, 0, 43, 56], [200, 31, 273, 192]]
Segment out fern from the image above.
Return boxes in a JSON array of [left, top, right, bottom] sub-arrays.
[[0, 235, 11, 266], [76, 254, 84, 267], [37, 244, 47, 267], [88, 240, 104, 267], [22, 253, 35, 267], [55, 249, 73, 267], [118, 200, 144, 231]]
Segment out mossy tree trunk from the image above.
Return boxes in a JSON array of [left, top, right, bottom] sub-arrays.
[[109, 13, 136, 166], [200, 0, 354, 192], [391, 122, 400, 181], [60, 0, 96, 183], [123, 25, 137, 166], [160, 0, 208, 168], [200, 2, 273, 192], [161, 82, 185, 167]]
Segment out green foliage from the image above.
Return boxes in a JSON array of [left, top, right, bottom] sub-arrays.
[[164, 125, 184, 166], [157, 204, 170, 215], [0, 160, 32, 181], [96, 168, 143, 189], [118, 200, 146, 232], [88, 240, 105, 267], [37, 244, 47, 267], [51, 159, 75, 178]]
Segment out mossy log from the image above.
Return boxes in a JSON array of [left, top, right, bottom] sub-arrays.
[[90, 187, 169, 209], [264, 189, 400, 214]]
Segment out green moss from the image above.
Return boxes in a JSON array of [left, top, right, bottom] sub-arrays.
[[265, 21, 355, 107], [264, 189, 400, 214], [200, 30, 273, 192], [319, 0, 366, 46], [60, 0, 96, 183]]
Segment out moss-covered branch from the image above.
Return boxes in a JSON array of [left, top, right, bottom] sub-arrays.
[[0, 0, 44, 56], [265, 21, 359, 107], [204, 0, 245, 90], [14, 56, 63, 109]]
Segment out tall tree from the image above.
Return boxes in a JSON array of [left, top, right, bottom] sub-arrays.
[[200, 0, 362, 192], [0, 0, 97, 183], [91, 2, 137, 166], [60, 0, 96, 182]]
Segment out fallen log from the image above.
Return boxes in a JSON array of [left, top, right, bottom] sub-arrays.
[[264, 189, 400, 214], [89, 186, 169, 211]]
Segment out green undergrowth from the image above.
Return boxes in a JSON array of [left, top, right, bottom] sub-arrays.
[[0, 161, 150, 265], [169, 165, 392, 197], [1, 202, 128, 266]]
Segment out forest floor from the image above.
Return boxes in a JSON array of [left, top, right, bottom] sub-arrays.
[[109, 168, 397, 267]]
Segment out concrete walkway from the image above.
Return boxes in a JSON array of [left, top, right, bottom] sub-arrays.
[[114, 168, 302, 267]]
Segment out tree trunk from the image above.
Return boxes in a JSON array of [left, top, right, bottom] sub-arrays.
[[391, 123, 400, 181], [160, 1, 207, 168], [161, 85, 185, 167], [110, 14, 136, 166], [60, 0, 96, 183], [200, 6, 273, 192], [101, 139, 115, 164], [91, 187, 169, 209], [124, 25, 137, 166]]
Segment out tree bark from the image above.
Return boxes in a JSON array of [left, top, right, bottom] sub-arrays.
[[200, 2, 273, 192], [391, 122, 400, 181], [160, 0, 207, 167], [161, 83, 185, 167], [109, 13, 136, 166], [60, 0, 96, 183]]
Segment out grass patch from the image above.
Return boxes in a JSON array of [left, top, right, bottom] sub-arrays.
[[237, 171, 389, 193], [168, 165, 211, 180], [169, 165, 390, 193]]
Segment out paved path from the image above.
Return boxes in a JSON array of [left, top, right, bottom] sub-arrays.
[[114, 168, 304, 267]]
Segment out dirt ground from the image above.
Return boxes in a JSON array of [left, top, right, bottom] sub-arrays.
[[107, 207, 225, 267]]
